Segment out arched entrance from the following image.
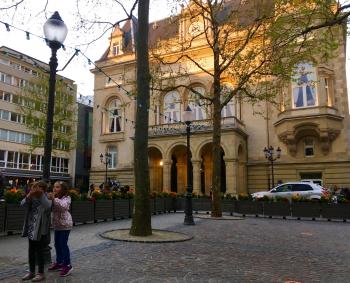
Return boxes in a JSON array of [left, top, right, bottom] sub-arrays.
[[199, 143, 226, 195], [148, 147, 163, 192], [170, 145, 192, 194]]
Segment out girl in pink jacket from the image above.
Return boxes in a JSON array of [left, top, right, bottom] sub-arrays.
[[47, 181, 73, 277]]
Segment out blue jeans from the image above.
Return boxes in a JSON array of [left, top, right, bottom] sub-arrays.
[[54, 230, 71, 266]]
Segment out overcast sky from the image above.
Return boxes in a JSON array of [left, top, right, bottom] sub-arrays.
[[0, 0, 172, 97], [0, 0, 349, 108]]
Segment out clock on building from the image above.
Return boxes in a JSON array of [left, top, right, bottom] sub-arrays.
[[188, 21, 204, 36]]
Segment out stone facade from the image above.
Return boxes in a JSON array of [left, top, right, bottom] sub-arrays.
[[90, 4, 350, 194]]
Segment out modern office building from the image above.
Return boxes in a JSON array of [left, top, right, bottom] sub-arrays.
[[0, 46, 77, 187]]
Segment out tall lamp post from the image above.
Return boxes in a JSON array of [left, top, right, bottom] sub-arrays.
[[263, 146, 281, 188], [183, 106, 195, 225], [42, 12, 68, 182], [100, 153, 111, 186]]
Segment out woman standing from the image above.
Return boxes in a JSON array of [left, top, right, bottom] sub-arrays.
[[21, 181, 52, 282], [47, 181, 73, 277]]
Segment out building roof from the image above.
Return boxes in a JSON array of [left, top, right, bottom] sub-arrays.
[[0, 46, 75, 84]]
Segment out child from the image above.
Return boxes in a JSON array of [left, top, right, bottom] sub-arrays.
[[21, 181, 52, 282], [47, 181, 73, 277]]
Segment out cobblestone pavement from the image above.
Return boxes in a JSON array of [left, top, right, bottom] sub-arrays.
[[1, 213, 350, 282]]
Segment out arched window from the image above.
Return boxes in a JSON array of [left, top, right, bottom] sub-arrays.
[[107, 98, 122, 133], [107, 146, 118, 169], [220, 84, 236, 118], [163, 91, 181, 123], [188, 86, 207, 120], [292, 63, 317, 108]]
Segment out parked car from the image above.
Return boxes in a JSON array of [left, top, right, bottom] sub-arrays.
[[252, 182, 328, 201]]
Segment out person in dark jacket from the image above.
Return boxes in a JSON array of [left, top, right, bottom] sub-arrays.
[[21, 181, 52, 282]]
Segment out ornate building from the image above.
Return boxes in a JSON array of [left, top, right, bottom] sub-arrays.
[[90, 2, 350, 194]]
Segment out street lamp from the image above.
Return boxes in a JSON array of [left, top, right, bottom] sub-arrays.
[[100, 153, 111, 186], [263, 146, 281, 188], [183, 106, 195, 225], [42, 12, 68, 182]]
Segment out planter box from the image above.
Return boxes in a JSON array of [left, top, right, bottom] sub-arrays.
[[95, 200, 113, 221], [175, 198, 185, 211], [291, 202, 321, 219], [263, 202, 291, 218], [71, 201, 94, 224], [129, 199, 134, 217], [192, 198, 211, 213], [0, 202, 5, 232], [165, 198, 176, 213], [113, 199, 130, 219], [235, 201, 263, 216], [6, 203, 25, 232], [155, 198, 165, 214], [321, 203, 350, 220], [221, 200, 235, 214], [150, 199, 156, 215]]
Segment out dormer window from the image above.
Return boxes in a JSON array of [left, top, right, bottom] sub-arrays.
[[113, 40, 122, 56]]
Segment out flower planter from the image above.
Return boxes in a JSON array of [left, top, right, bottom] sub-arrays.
[[235, 201, 263, 217], [156, 198, 166, 214], [129, 199, 134, 218], [165, 198, 176, 213], [175, 198, 185, 211], [71, 201, 94, 224], [94, 200, 113, 221], [0, 202, 5, 232], [113, 199, 130, 219], [263, 202, 291, 218], [291, 202, 321, 220], [321, 203, 350, 221], [6, 203, 25, 232], [221, 200, 235, 215], [192, 198, 211, 213]]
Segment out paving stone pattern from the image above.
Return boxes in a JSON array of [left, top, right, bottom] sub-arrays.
[[1, 214, 350, 282]]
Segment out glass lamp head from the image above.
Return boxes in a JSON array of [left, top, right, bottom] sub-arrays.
[[183, 105, 193, 123], [43, 11, 68, 46], [99, 153, 103, 163]]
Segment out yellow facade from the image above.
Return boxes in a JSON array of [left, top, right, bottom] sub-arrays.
[[90, 5, 350, 194]]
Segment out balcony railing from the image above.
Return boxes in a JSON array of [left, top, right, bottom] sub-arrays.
[[148, 116, 245, 137]]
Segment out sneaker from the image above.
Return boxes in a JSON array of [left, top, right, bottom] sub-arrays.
[[21, 272, 34, 281], [59, 265, 73, 277], [48, 262, 62, 271], [31, 273, 45, 282]]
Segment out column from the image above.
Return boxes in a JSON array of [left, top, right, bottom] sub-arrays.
[[192, 160, 201, 195], [177, 162, 185, 194], [162, 159, 171, 193], [224, 158, 238, 196]]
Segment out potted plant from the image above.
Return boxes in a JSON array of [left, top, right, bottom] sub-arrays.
[[175, 193, 185, 212], [149, 192, 157, 215], [291, 195, 321, 220], [154, 191, 165, 214], [321, 196, 350, 221], [263, 196, 291, 219], [165, 192, 177, 213], [112, 191, 129, 219], [93, 189, 113, 222], [192, 193, 211, 213], [127, 190, 134, 218], [221, 194, 236, 215], [70, 190, 94, 224], [0, 200, 5, 232], [235, 194, 263, 217], [4, 188, 25, 232]]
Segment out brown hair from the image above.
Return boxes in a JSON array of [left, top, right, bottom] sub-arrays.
[[55, 181, 69, 198], [32, 181, 48, 192]]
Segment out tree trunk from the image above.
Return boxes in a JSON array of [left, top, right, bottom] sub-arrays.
[[211, 75, 222, 217], [130, 0, 152, 236]]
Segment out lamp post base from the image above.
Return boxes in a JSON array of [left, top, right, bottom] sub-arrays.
[[184, 214, 195, 225]]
